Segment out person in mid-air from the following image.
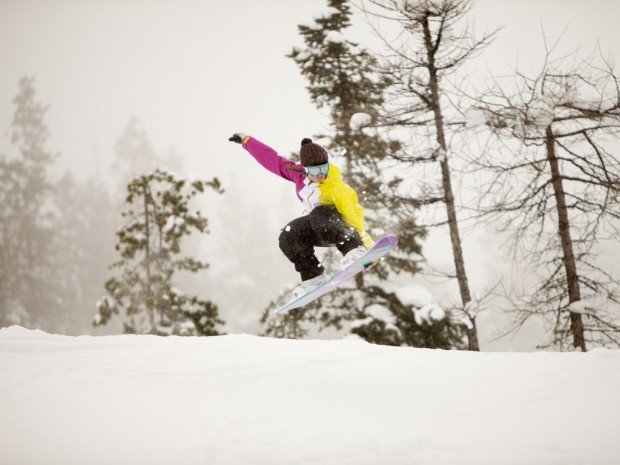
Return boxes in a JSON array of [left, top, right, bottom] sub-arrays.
[[229, 133, 373, 295]]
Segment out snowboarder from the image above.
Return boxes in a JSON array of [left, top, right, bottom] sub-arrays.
[[228, 133, 374, 296]]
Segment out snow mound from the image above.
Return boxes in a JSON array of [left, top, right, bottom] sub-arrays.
[[325, 30, 345, 44], [350, 112, 372, 130], [365, 303, 396, 325], [313, 6, 340, 20], [415, 303, 446, 324], [1, 326, 619, 465], [395, 283, 434, 307]]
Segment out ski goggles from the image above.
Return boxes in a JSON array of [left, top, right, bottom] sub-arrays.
[[304, 162, 329, 177]]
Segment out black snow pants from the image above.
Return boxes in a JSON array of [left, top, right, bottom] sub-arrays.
[[279, 205, 363, 281]]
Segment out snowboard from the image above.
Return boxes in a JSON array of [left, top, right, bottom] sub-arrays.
[[272, 235, 398, 314]]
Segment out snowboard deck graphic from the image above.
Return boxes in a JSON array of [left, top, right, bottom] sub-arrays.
[[272, 235, 398, 314]]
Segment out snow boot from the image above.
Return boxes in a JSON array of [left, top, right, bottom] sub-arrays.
[[291, 274, 324, 298], [340, 246, 367, 269]]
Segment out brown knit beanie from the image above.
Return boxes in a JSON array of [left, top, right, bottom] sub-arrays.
[[299, 138, 329, 166]]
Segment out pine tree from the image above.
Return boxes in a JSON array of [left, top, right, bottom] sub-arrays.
[[95, 169, 225, 336], [262, 0, 467, 349], [0, 76, 59, 329]]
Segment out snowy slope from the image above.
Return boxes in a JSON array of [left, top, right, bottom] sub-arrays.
[[1, 326, 619, 465]]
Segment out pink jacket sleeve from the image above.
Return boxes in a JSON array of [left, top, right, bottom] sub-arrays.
[[243, 137, 303, 183]]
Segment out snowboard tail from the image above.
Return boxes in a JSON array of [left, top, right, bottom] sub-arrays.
[[272, 235, 398, 314]]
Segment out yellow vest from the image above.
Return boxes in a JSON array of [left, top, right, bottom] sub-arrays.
[[318, 164, 374, 249]]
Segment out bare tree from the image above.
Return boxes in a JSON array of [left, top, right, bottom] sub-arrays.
[[360, 0, 499, 350], [467, 43, 620, 350]]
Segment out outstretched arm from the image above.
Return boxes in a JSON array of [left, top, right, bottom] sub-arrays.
[[229, 133, 302, 183]]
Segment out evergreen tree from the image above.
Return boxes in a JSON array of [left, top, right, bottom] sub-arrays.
[[0, 77, 122, 334], [0, 76, 59, 329], [262, 0, 466, 349], [95, 169, 225, 336]]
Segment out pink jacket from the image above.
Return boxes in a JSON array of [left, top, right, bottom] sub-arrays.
[[243, 137, 307, 201]]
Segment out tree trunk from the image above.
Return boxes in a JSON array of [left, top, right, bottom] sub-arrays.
[[422, 16, 478, 350], [545, 127, 586, 351], [143, 184, 154, 329]]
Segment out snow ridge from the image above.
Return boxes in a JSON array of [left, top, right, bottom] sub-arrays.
[[1, 326, 619, 465]]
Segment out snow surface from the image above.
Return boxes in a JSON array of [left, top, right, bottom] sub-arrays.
[[434, 147, 447, 163], [325, 30, 346, 44], [414, 303, 446, 325], [465, 107, 488, 128], [163, 215, 185, 232], [1, 326, 620, 465], [365, 303, 396, 325], [313, 6, 340, 20], [350, 112, 372, 130], [396, 282, 434, 307], [568, 300, 589, 314]]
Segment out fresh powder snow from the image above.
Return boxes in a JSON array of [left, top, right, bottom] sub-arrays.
[[350, 112, 372, 130], [395, 282, 434, 308], [1, 326, 619, 464], [324, 30, 346, 44], [464, 107, 488, 128]]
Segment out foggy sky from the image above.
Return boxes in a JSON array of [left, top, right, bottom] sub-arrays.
[[1, 0, 619, 349]]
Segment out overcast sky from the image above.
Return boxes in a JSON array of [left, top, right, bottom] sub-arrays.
[[1, 0, 619, 349]]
